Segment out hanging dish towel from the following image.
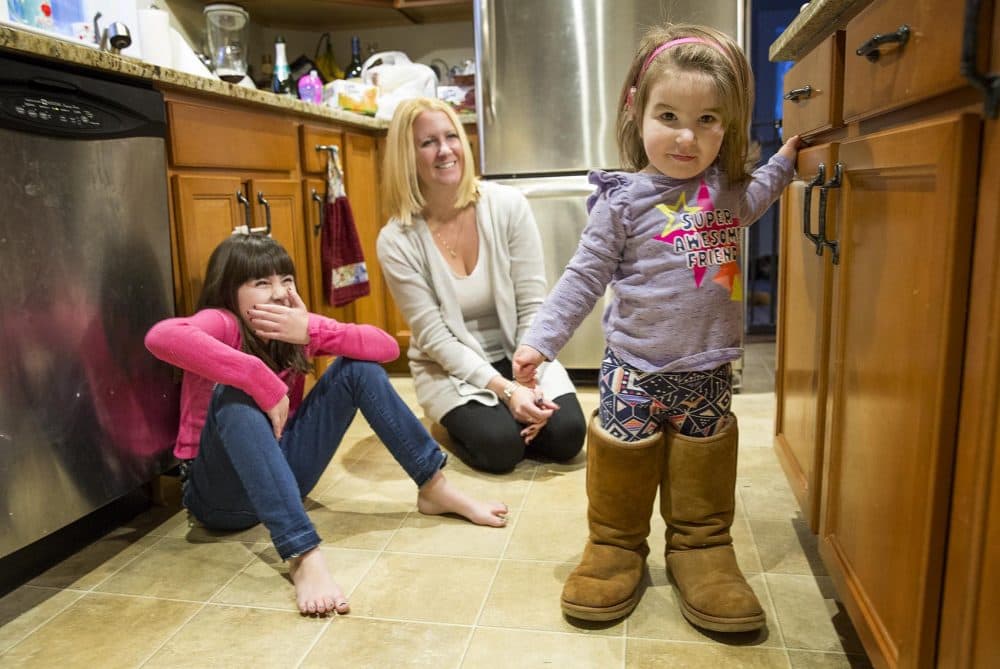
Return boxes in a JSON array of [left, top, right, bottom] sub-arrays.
[[321, 149, 370, 306]]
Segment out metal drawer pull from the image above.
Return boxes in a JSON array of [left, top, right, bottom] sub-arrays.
[[961, 0, 999, 118], [802, 164, 826, 254], [253, 192, 272, 236], [856, 24, 910, 62], [236, 190, 252, 231], [311, 188, 324, 235], [784, 85, 813, 102], [818, 163, 843, 265]]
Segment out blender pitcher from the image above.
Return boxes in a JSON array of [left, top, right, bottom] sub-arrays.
[[204, 4, 249, 83]]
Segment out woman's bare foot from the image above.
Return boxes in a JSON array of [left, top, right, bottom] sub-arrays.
[[288, 547, 350, 616], [417, 470, 508, 527]]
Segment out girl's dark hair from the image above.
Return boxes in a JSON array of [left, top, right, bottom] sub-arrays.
[[197, 234, 310, 374]]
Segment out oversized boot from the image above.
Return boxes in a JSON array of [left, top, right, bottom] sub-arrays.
[[662, 415, 765, 632], [561, 411, 663, 621]]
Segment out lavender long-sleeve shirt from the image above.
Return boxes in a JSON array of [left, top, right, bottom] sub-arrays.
[[523, 154, 794, 373]]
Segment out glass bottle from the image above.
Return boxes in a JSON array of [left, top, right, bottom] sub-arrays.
[[345, 35, 363, 80], [272, 36, 293, 96]]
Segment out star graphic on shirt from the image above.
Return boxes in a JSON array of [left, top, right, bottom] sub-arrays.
[[652, 180, 743, 294], [653, 191, 701, 244]]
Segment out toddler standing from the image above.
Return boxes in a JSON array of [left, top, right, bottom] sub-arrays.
[[514, 22, 801, 632]]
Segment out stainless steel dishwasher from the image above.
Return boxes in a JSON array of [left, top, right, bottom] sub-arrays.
[[0, 52, 179, 559]]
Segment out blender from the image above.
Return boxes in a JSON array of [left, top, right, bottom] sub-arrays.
[[204, 4, 249, 83]]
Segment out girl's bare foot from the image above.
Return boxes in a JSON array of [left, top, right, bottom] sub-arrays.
[[288, 547, 350, 616], [417, 470, 508, 527]]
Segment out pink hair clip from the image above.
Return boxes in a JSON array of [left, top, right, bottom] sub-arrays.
[[625, 36, 728, 110]]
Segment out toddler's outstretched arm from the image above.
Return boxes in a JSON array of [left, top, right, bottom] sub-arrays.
[[777, 134, 803, 163]]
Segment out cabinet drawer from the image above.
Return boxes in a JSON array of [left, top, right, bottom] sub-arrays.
[[843, 0, 967, 122], [782, 34, 843, 138], [167, 100, 298, 170], [300, 124, 345, 174]]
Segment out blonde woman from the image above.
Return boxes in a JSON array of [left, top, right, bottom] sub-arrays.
[[377, 97, 585, 474]]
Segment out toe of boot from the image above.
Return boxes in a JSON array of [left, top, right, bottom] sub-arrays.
[[561, 543, 647, 621], [667, 546, 765, 632]]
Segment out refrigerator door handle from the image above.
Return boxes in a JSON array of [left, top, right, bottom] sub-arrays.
[[474, 0, 497, 124]]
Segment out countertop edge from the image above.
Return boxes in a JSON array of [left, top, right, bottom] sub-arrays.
[[769, 0, 871, 62]]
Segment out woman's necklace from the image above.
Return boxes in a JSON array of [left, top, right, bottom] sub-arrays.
[[433, 218, 464, 258]]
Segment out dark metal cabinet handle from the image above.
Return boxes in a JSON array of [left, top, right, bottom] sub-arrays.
[[818, 163, 843, 265], [856, 25, 910, 62], [802, 164, 826, 254], [253, 192, 272, 236], [311, 189, 324, 235], [784, 85, 813, 102], [961, 0, 999, 118], [236, 190, 252, 231]]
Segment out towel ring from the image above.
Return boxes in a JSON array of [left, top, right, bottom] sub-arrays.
[[316, 144, 345, 195]]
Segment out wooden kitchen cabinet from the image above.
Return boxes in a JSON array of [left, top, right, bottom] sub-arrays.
[[164, 93, 309, 316], [773, 143, 838, 533], [171, 175, 306, 315], [772, 0, 997, 666], [820, 114, 979, 669], [937, 8, 1000, 666]]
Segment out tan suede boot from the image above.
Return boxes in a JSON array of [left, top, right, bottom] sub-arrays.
[[561, 411, 663, 621], [662, 415, 765, 632]]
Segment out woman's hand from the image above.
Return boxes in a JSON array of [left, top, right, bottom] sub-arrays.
[[266, 394, 290, 440], [247, 286, 310, 345], [512, 345, 545, 388], [508, 385, 559, 444]]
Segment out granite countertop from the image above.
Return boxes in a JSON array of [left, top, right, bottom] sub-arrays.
[[769, 0, 872, 62], [0, 24, 476, 131]]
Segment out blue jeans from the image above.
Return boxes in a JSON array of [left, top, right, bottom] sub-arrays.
[[183, 357, 446, 560]]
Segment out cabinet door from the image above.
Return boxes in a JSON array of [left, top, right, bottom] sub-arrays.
[[171, 175, 245, 314], [342, 132, 389, 331], [938, 109, 1000, 667], [247, 178, 308, 286], [774, 144, 837, 533], [820, 114, 980, 669]]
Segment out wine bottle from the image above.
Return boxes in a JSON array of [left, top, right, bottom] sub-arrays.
[[345, 35, 363, 80], [272, 36, 293, 96]]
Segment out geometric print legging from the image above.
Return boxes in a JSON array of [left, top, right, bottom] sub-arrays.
[[598, 347, 733, 441]]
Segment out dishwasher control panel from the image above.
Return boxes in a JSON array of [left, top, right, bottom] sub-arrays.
[[8, 95, 103, 129]]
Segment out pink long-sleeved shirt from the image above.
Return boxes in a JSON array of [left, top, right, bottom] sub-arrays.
[[145, 308, 399, 459]]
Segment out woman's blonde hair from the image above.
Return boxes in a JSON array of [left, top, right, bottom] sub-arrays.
[[617, 23, 755, 182], [382, 97, 479, 226]]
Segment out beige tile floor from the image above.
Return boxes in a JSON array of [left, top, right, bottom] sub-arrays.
[[0, 342, 873, 668]]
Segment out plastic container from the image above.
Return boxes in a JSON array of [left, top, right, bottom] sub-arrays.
[[297, 69, 323, 104]]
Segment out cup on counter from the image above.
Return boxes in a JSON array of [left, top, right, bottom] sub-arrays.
[[204, 3, 249, 83]]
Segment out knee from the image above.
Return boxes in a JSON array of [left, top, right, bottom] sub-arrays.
[[544, 416, 587, 461], [537, 399, 586, 461], [324, 357, 387, 386], [459, 428, 525, 474]]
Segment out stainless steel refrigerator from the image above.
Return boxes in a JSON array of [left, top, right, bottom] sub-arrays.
[[474, 0, 745, 372]]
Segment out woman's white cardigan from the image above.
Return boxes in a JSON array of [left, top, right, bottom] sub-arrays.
[[376, 181, 575, 422]]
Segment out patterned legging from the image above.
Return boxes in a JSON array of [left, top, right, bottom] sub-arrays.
[[598, 348, 733, 441]]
